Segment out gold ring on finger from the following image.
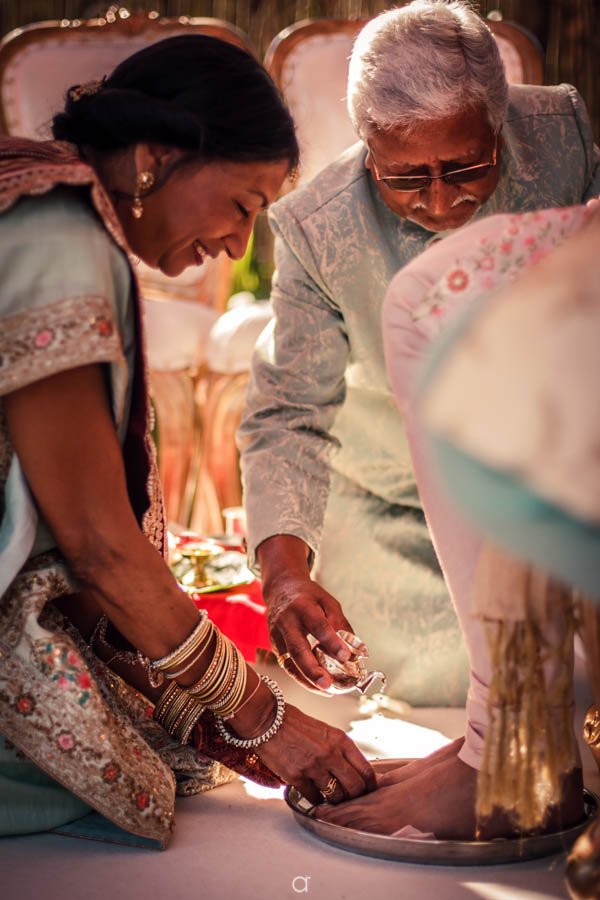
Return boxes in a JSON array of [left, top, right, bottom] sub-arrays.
[[320, 775, 338, 800], [277, 651, 292, 669]]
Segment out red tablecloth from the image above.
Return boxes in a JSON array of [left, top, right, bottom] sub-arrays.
[[190, 578, 271, 663], [172, 532, 271, 663]]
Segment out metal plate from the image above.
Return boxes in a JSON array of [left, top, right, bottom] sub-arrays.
[[285, 759, 599, 866]]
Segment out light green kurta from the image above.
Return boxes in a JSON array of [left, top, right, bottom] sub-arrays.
[[239, 84, 600, 705]]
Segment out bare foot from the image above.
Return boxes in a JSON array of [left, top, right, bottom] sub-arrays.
[[318, 751, 480, 838], [317, 746, 584, 840], [376, 737, 464, 787]]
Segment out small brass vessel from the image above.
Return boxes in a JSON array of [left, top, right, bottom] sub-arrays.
[[171, 541, 223, 591]]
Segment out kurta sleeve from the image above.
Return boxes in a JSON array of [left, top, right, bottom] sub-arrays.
[[237, 210, 350, 573], [564, 84, 600, 200]]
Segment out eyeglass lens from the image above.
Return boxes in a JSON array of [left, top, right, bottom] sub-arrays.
[[384, 164, 491, 192]]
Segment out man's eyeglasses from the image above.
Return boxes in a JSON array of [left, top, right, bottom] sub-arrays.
[[369, 135, 499, 192]]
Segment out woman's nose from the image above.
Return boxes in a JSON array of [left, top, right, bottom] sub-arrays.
[[223, 217, 255, 260]]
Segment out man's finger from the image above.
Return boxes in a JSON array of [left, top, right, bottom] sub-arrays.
[[284, 634, 336, 690], [308, 618, 353, 664], [277, 651, 333, 694]]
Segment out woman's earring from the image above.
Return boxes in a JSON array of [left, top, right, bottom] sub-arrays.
[[131, 170, 155, 220]]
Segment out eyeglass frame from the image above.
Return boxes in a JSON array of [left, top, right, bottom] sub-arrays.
[[368, 133, 500, 193]]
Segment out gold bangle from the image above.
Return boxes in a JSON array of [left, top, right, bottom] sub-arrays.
[[152, 610, 209, 671], [199, 638, 234, 703], [153, 681, 179, 721], [188, 631, 225, 698], [205, 648, 237, 704], [169, 695, 198, 735], [173, 698, 206, 743], [210, 647, 248, 715], [161, 620, 213, 679], [164, 623, 215, 680], [161, 690, 191, 732], [222, 670, 261, 721], [158, 685, 191, 732], [209, 652, 241, 710]]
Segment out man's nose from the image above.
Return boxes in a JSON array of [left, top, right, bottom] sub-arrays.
[[422, 176, 455, 215]]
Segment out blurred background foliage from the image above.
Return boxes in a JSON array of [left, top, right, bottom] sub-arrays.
[[1, 0, 597, 297]]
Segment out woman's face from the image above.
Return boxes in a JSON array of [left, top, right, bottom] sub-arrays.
[[120, 150, 290, 276]]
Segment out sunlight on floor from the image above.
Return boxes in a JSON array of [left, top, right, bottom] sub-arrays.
[[463, 883, 564, 900], [347, 713, 452, 759], [241, 778, 286, 801]]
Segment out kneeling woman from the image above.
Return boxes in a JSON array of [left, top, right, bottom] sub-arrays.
[[0, 35, 374, 847]]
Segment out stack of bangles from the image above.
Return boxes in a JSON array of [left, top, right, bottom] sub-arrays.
[[150, 610, 285, 747]]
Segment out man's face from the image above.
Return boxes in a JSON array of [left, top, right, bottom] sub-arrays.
[[366, 107, 502, 232]]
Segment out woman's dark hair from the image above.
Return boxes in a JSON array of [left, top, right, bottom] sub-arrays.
[[52, 35, 298, 171]]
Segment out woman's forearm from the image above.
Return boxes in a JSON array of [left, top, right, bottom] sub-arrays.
[[3, 363, 199, 659], [4, 363, 288, 735]]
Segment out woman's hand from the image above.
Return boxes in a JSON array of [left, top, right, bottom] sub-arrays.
[[255, 703, 375, 804], [258, 536, 355, 692]]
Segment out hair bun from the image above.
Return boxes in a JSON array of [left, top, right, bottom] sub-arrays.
[[52, 34, 298, 169]]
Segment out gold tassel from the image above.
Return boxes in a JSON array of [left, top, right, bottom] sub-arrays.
[[476, 581, 577, 833]]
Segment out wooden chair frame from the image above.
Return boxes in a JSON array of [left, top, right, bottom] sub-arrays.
[[265, 18, 365, 88], [0, 7, 252, 136], [265, 13, 544, 97]]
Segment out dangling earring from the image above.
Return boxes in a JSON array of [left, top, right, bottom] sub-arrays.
[[131, 170, 155, 219]]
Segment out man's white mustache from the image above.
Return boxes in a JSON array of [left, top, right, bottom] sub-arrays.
[[411, 193, 479, 211]]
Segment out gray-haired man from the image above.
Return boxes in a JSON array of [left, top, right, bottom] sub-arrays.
[[238, 0, 599, 818]]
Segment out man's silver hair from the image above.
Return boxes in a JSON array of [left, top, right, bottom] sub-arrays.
[[348, 0, 509, 139]]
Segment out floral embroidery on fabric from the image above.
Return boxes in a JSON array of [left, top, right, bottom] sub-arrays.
[[412, 207, 589, 332], [57, 731, 75, 752], [0, 563, 178, 845], [16, 696, 35, 716], [135, 791, 150, 810], [0, 295, 125, 398], [34, 328, 55, 348], [92, 315, 114, 337], [41, 642, 91, 705], [446, 268, 470, 292], [102, 762, 121, 783]]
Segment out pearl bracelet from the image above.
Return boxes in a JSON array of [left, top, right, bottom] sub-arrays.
[[214, 676, 285, 748]]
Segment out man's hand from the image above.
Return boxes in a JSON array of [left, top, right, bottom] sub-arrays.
[[257, 535, 355, 692]]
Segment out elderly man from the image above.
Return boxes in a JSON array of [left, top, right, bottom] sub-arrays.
[[238, 0, 600, 707]]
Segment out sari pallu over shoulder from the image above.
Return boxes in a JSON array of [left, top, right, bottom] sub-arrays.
[[0, 137, 165, 554]]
